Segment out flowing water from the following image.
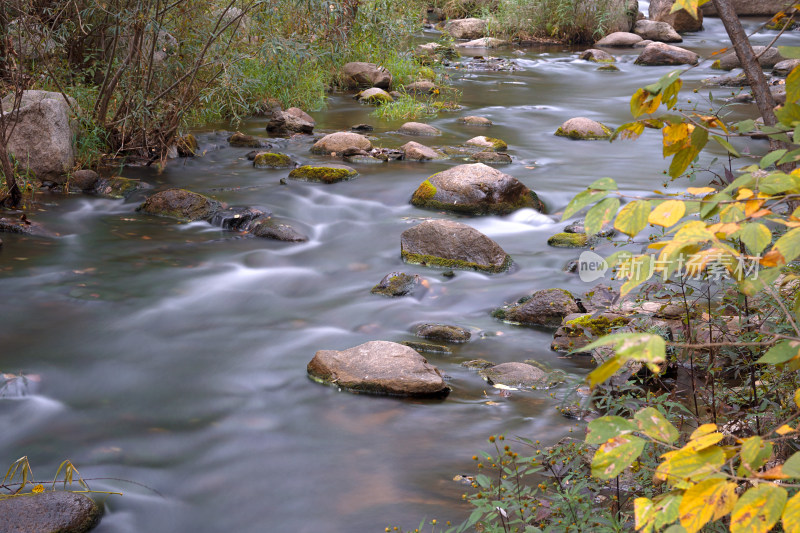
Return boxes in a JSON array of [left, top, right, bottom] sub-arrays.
[[1, 9, 797, 532]]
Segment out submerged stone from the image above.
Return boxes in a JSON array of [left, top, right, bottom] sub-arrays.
[[579, 49, 615, 62], [228, 132, 268, 148], [399, 122, 441, 136], [470, 151, 512, 164], [210, 206, 268, 230], [459, 116, 492, 126], [415, 323, 471, 343], [93, 176, 142, 199], [548, 232, 591, 247], [253, 152, 294, 169], [479, 362, 550, 388], [288, 164, 358, 184], [400, 341, 453, 354], [307, 340, 448, 397], [401, 219, 512, 273], [137, 188, 220, 221], [371, 272, 420, 297], [492, 288, 581, 327]]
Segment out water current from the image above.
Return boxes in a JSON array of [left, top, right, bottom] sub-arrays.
[[1, 5, 798, 531]]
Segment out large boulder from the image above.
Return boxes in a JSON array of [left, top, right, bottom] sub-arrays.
[[702, 0, 785, 16], [492, 288, 581, 327], [555, 117, 612, 140], [634, 42, 699, 66], [401, 219, 512, 273], [1, 90, 78, 183], [605, 0, 640, 33], [310, 132, 372, 155], [596, 32, 643, 47], [307, 341, 449, 397], [0, 490, 102, 533], [633, 20, 682, 42], [648, 0, 703, 32], [341, 62, 392, 89], [444, 18, 488, 39], [410, 163, 543, 215], [712, 46, 784, 70], [137, 188, 220, 221], [266, 107, 315, 134]]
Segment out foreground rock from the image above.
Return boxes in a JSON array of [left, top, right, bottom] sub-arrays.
[[341, 62, 392, 89], [401, 219, 511, 273], [138, 189, 220, 221], [555, 117, 612, 140], [0, 491, 102, 533], [649, 0, 703, 32], [1, 90, 78, 184], [410, 163, 543, 215], [401, 141, 446, 161], [633, 20, 682, 42], [492, 288, 581, 327], [310, 132, 372, 155], [634, 42, 699, 66], [596, 32, 643, 47], [371, 272, 420, 297], [415, 323, 471, 343], [444, 18, 487, 39], [288, 164, 358, 183], [580, 49, 615, 62], [399, 122, 441, 136], [307, 341, 448, 397], [266, 107, 315, 134], [712, 46, 784, 70]]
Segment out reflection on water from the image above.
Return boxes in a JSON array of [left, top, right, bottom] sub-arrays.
[[1, 10, 797, 532]]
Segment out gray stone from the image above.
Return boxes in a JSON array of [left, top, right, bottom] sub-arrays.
[[249, 218, 308, 241], [400, 341, 452, 354], [93, 176, 142, 199], [479, 362, 548, 388], [266, 107, 315, 134], [444, 18, 488, 39], [605, 0, 640, 32], [634, 42, 699, 66], [1, 90, 78, 183], [228, 132, 268, 148], [410, 163, 543, 215], [555, 117, 613, 140], [648, 0, 703, 32], [712, 46, 784, 70], [401, 141, 446, 161], [405, 81, 437, 95], [371, 272, 420, 296], [773, 59, 800, 77], [634, 20, 682, 42], [399, 122, 441, 136], [415, 323, 471, 343], [596, 32, 643, 47], [69, 170, 99, 191], [310, 132, 372, 154], [401, 219, 512, 273], [356, 87, 393, 105], [307, 341, 448, 397], [341, 62, 392, 89], [465, 136, 507, 151], [492, 288, 581, 327], [455, 37, 509, 48], [471, 151, 512, 164], [137, 188, 220, 221], [580, 49, 616, 62], [0, 490, 101, 533], [459, 115, 492, 126]]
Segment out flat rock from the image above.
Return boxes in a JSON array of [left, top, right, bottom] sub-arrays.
[[341, 62, 392, 89], [0, 491, 102, 533], [465, 136, 507, 151], [555, 117, 612, 140], [479, 362, 548, 388], [492, 288, 581, 327], [634, 42, 699, 66], [356, 87, 393, 105], [580, 49, 615, 62], [444, 18, 487, 39], [415, 323, 471, 343], [401, 219, 512, 273], [307, 341, 448, 397], [649, 0, 703, 32], [455, 37, 508, 48], [248, 218, 308, 241], [400, 341, 452, 354], [773, 59, 800, 77], [399, 122, 441, 136], [634, 19, 682, 42], [471, 151, 511, 164], [310, 132, 372, 155], [596, 32, 643, 47], [288, 164, 358, 183], [410, 163, 543, 215], [459, 116, 492, 126], [137, 188, 220, 221], [401, 141, 446, 161], [712, 46, 784, 70]]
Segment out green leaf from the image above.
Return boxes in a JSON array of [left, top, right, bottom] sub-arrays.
[[621, 255, 656, 297], [587, 354, 626, 389], [562, 189, 608, 220], [583, 332, 667, 387], [738, 436, 773, 476], [736, 119, 755, 133], [723, 173, 755, 195], [585, 197, 620, 236], [776, 102, 800, 127], [760, 149, 788, 169], [635, 407, 679, 444], [772, 227, 800, 264], [591, 434, 645, 480], [615, 200, 651, 236], [738, 267, 782, 296], [711, 135, 740, 157], [759, 172, 800, 195], [783, 451, 800, 478], [779, 46, 800, 59], [764, 341, 800, 364], [670, 146, 700, 179], [589, 177, 618, 191], [655, 492, 683, 530], [730, 484, 787, 533], [739, 223, 772, 255], [700, 193, 731, 219], [586, 416, 637, 444]]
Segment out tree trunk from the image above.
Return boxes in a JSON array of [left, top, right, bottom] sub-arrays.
[[0, 142, 22, 208]]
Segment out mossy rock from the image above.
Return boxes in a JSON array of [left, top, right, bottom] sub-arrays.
[[288, 165, 358, 184], [371, 272, 419, 297], [555, 118, 613, 140], [228, 132, 267, 148], [400, 341, 453, 354], [356, 87, 394, 105], [492, 288, 580, 327], [137, 188, 220, 221], [253, 152, 294, 169], [564, 314, 627, 336], [176, 134, 198, 157], [597, 65, 620, 72], [93, 176, 141, 199], [548, 232, 591, 248], [465, 136, 507, 151], [462, 359, 495, 370]]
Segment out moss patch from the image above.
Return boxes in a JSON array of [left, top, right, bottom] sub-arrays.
[[485, 137, 508, 151], [597, 65, 620, 72], [176, 134, 198, 157], [288, 165, 358, 184], [253, 152, 293, 169], [554, 123, 612, 140], [401, 250, 512, 273], [548, 232, 589, 248], [564, 314, 627, 337], [410, 179, 438, 204], [94, 176, 140, 199]]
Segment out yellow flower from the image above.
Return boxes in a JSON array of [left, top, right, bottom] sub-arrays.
[[32, 484, 44, 494]]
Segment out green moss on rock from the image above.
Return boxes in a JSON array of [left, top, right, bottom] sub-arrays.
[[555, 123, 613, 140], [564, 314, 627, 337], [253, 152, 293, 169], [486, 137, 507, 151], [410, 179, 438, 204], [401, 250, 512, 273], [177, 134, 198, 157], [548, 232, 589, 248], [94, 176, 140, 199], [288, 165, 358, 184]]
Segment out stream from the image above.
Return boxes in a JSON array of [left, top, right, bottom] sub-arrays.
[[1, 6, 798, 532]]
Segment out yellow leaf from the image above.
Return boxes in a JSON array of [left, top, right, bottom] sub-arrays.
[[685, 431, 725, 452], [631, 88, 662, 118], [679, 478, 738, 532], [758, 465, 789, 480], [783, 491, 800, 533], [707, 222, 740, 236], [670, 0, 701, 19], [778, 425, 797, 436], [761, 249, 787, 267], [690, 424, 718, 440], [731, 484, 787, 533], [32, 484, 44, 494], [663, 123, 692, 156], [687, 187, 716, 195], [649, 200, 686, 227], [737, 188, 754, 200], [745, 199, 765, 216]]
